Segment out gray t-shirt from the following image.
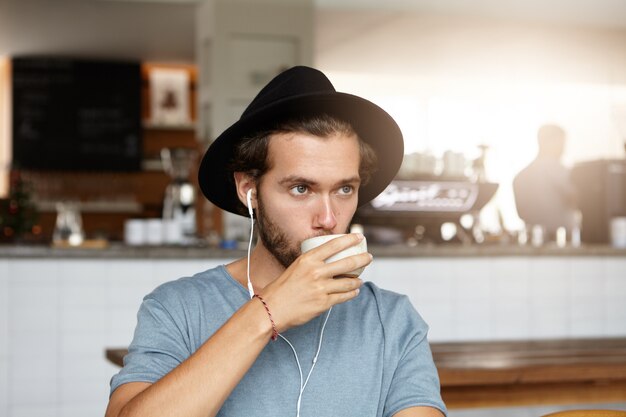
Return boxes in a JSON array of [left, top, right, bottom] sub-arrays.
[[110, 265, 446, 417]]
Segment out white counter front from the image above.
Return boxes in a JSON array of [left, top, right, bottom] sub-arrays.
[[0, 249, 625, 416]]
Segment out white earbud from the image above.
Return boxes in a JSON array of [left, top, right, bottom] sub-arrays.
[[246, 189, 254, 218]]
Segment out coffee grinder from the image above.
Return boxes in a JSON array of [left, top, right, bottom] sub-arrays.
[[161, 148, 197, 244]]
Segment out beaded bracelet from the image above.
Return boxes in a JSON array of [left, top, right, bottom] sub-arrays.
[[253, 294, 278, 341]]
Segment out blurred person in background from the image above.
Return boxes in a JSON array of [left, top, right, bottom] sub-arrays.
[[513, 124, 578, 240]]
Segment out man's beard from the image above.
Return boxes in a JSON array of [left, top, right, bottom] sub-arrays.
[[255, 192, 351, 268], [255, 194, 302, 268]]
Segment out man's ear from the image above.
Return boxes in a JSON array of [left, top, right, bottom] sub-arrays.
[[233, 172, 256, 210]]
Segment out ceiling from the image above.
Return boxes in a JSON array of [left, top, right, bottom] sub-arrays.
[[316, 0, 626, 30], [99, 0, 626, 29]]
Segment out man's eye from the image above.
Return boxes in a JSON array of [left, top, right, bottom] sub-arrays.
[[291, 185, 308, 195], [339, 185, 353, 195]]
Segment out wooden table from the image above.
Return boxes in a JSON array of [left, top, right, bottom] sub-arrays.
[[106, 337, 626, 409], [106, 348, 126, 368], [434, 338, 626, 409]]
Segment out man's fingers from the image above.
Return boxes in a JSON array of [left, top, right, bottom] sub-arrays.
[[322, 252, 372, 278], [325, 277, 363, 295], [327, 288, 361, 306]]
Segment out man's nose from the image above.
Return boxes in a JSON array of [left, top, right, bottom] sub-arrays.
[[314, 196, 338, 231]]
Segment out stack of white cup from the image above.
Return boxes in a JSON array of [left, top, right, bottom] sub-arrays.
[[124, 218, 184, 246]]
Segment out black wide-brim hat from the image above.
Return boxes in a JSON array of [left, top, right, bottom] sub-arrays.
[[198, 66, 404, 216]]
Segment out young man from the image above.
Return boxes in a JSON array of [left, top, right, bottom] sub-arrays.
[[106, 66, 446, 417]]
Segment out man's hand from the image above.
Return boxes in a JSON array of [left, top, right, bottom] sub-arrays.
[[261, 233, 371, 332]]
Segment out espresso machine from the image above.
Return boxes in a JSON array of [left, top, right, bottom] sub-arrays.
[[571, 159, 626, 244], [161, 148, 197, 244], [354, 149, 499, 245]]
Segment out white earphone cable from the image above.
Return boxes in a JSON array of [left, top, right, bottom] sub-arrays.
[[280, 307, 332, 417], [246, 214, 255, 298], [246, 190, 255, 298]]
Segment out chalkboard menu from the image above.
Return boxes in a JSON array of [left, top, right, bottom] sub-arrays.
[[12, 57, 142, 171]]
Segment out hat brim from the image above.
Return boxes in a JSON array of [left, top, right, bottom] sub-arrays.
[[198, 91, 404, 216]]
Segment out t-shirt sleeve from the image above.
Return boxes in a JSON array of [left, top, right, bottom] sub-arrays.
[[382, 295, 447, 417], [109, 292, 191, 395]]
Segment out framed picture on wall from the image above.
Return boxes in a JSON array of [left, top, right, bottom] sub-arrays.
[[149, 68, 191, 126]]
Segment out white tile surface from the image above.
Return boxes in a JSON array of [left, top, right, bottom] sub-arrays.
[[10, 404, 59, 417], [490, 258, 530, 299], [9, 290, 59, 332], [8, 329, 58, 357], [106, 261, 156, 308], [106, 281, 154, 310], [106, 260, 153, 281], [569, 258, 606, 298], [529, 297, 570, 338], [151, 259, 227, 286], [59, 403, 108, 417], [0, 357, 8, 417], [492, 299, 531, 339], [529, 258, 570, 298], [59, 377, 110, 404], [9, 263, 60, 343], [59, 354, 114, 382], [605, 260, 626, 336], [59, 331, 107, 356], [58, 259, 107, 285], [569, 295, 606, 336], [606, 258, 626, 298], [60, 306, 106, 332], [3, 254, 625, 416], [0, 261, 8, 357], [452, 259, 492, 299], [606, 296, 626, 336], [60, 269, 107, 309], [11, 354, 57, 382], [454, 298, 493, 340], [10, 377, 57, 406], [8, 260, 60, 285], [392, 259, 454, 301]]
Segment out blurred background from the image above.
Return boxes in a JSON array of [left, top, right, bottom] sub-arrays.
[[1, 0, 626, 416]]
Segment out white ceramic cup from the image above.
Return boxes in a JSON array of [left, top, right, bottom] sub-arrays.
[[610, 217, 626, 248], [124, 219, 146, 246], [163, 219, 183, 245], [300, 234, 368, 277], [145, 219, 164, 245]]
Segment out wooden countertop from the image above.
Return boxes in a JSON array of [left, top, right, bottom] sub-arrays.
[[433, 338, 626, 408], [106, 337, 626, 409]]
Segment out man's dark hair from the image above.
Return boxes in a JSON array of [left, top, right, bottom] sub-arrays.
[[228, 114, 378, 215]]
